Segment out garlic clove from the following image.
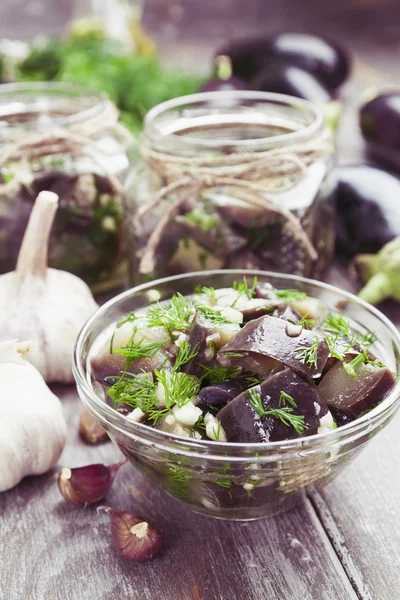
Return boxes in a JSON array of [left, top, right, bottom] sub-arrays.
[[98, 507, 164, 562], [58, 461, 124, 505], [0, 191, 99, 383], [79, 409, 109, 444], [0, 339, 67, 492]]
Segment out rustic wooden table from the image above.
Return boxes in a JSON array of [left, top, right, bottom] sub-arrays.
[[1, 2, 400, 599]]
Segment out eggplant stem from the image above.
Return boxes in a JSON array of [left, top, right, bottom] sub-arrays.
[[358, 272, 392, 305], [15, 191, 59, 283]]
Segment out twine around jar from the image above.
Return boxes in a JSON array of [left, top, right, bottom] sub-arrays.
[[0, 98, 134, 196], [138, 131, 332, 275]]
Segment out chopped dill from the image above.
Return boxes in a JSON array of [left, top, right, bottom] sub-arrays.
[[114, 334, 168, 367], [212, 421, 223, 440], [223, 352, 246, 359], [108, 371, 156, 412], [154, 369, 200, 409], [279, 391, 297, 408], [295, 315, 316, 329], [294, 335, 320, 369], [196, 306, 232, 325], [275, 289, 308, 301], [146, 293, 194, 334], [174, 341, 199, 371], [343, 351, 386, 379], [194, 285, 217, 301], [200, 364, 241, 385], [323, 313, 352, 338], [245, 374, 263, 386], [249, 389, 307, 434], [232, 276, 258, 304], [116, 312, 138, 328]]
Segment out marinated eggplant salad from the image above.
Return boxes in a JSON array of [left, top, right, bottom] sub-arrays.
[[90, 279, 396, 444]]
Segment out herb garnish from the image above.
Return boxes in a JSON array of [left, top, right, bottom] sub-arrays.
[[279, 391, 297, 408], [223, 352, 246, 359], [295, 315, 316, 330], [146, 293, 194, 334], [194, 285, 217, 301], [343, 352, 386, 378], [108, 371, 156, 412], [200, 364, 242, 385], [249, 389, 307, 434], [231, 276, 258, 306], [196, 306, 232, 325], [275, 289, 308, 301], [323, 313, 352, 338], [174, 341, 199, 371], [114, 334, 168, 368], [294, 335, 320, 370]]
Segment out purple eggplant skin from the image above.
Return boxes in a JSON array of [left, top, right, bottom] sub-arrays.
[[182, 315, 216, 378], [360, 93, 400, 154], [318, 360, 396, 418], [91, 351, 172, 386], [218, 368, 329, 443], [330, 407, 353, 427], [201, 76, 250, 92], [334, 164, 400, 257], [253, 64, 332, 103], [197, 380, 247, 407], [219, 315, 329, 378], [216, 33, 350, 90]]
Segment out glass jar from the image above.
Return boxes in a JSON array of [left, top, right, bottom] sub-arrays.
[[0, 82, 133, 291], [125, 91, 335, 285]]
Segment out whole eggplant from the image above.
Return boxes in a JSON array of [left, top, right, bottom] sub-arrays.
[[360, 92, 400, 166], [253, 64, 332, 102], [334, 164, 400, 257], [216, 33, 350, 90]]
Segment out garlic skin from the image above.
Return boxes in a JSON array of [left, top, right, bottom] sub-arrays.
[[0, 191, 98, 382], [0, 340, 67, 492]]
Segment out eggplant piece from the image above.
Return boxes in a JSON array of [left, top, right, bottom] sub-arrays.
[[360, 93, 400, 160], [182, 315, 216, 378], [254, 64, 332, 103], [175, 213, 247, 257], [279, 305, 303, 323], [216, 33, 350, 90], [330, 407, 353, 427], [318, 360, 395, 418], [91, 351, 172, 386], [219, 315, 329, 378], [197, 380, 247, 407], [334, 164, 400, 257], [218, 368, 329, 443], [211, 194, 275, 229], [240, 299, 279, 322]]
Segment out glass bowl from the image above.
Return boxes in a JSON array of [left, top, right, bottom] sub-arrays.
[[73, 270, 400, 521]]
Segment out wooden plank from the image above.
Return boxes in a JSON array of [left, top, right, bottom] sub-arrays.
[[310, 408, 400, 600], [0, 387, 358, 600]]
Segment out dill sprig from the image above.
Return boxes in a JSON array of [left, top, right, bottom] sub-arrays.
[[279, 391, 297, 408], [275, 289, 308, 301], [108, 371, 156, 412], [196, 306, 232, 325], [200, 364, 241, 385], [245, 374, 263, 386], [343, 351, 386, 379], [174, 341, 199, 371], [294, 335, 320, 369], [154, 369, 200, 409], [194, 285, 217, 301], [116, 312, 138, 328], [294, 315, 316, 329], [114, 334, 168, 367], [146, 293, 194, 334], [249, 389, 306, 434], [232, 276, 258, 304], [323, 313, 353, 338]]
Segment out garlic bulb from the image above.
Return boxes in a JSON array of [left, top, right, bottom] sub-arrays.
[[0, 191, 98, 382], [0, 339, 67, 492]]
